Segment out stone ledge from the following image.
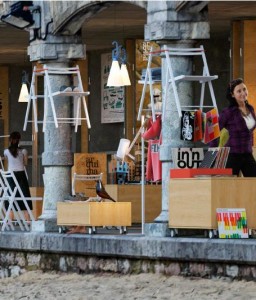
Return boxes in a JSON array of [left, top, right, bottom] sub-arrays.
[[0, 232, 256, 280], [0, 232, 256, 264]]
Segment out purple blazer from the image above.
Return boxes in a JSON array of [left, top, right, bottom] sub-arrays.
[[218, 104, 256, 154]]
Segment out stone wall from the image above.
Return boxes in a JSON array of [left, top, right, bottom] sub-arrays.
[[0, 250, 255, 281], [1, 232, 256, 281]]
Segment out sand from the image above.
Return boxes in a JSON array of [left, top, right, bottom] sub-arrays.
[[1, 271, 256, 300]]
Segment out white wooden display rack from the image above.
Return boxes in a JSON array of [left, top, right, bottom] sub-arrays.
[[137, 45, 218, 121], [23, 65, 91, 132]]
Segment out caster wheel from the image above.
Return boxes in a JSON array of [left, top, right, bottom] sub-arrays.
[[170, 229, 178, 237], [208, 230, 214, 239], [59, 226, 67, 234], [120, 226, 127, 234], [89, 227, 97, 234]]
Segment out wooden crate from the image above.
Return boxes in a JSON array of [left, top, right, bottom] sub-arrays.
[[105, 184, 162, 223], [30, 187, 44, 220], [169, 177, 256, 230], [57, 202, 131, 227]]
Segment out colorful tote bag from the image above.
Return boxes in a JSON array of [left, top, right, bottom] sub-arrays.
[[203, 108, 220, 144], [180, 111, 195, 141], [180, 110, 203, 142]]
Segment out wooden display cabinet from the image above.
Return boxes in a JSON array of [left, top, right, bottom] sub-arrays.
[[105, 184, 162, 223], [57, 201, 131, 233], [169, 177, 256, 231]]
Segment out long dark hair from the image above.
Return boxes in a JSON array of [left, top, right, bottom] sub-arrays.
[[8, 131, 21, 158], [226, 78, 248, 107]]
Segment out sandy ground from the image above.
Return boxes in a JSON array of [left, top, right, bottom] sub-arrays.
[[1, 271, 256, 300]]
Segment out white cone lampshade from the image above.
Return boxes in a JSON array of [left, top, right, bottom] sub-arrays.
[[107, 60, 124, 87], [18, 83, 29, 102], [120, 64, 131, 86]]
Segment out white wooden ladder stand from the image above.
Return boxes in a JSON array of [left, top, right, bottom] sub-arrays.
[[0, 170, 42, 231], [137, 45, 218, 122], [23, 65, 91, 132]]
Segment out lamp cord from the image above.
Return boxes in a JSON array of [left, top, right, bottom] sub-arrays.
[[29, 19, 53, 42]]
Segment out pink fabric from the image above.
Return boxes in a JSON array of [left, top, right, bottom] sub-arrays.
[[146, 139, 162, 182], [142, 115, 162, 140]]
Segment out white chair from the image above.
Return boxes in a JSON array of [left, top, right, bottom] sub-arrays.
[[0, 170, 42, 231], [71, 172, 103, 200], [0, 175, 16, 231]]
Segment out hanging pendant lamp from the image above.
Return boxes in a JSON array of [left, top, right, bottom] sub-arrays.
[[18, 70, 29, 102], [107, 41, 124, 87]]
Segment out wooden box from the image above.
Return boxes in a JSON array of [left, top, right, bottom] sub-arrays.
[[169, 177, 256, 230], [105, 184, 161, 223], [57, 202, 131, 227], [30, 187, 44, 220]]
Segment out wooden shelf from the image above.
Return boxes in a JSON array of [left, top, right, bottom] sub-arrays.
[[138, 80, 161, 85], [51, 91, 90, 97], [173, 75, 218, 83]]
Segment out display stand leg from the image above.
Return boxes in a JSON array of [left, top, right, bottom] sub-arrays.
[[141, 116, 145, 235]]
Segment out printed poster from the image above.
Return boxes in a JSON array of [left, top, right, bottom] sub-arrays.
[[101, 53, 124, 123]]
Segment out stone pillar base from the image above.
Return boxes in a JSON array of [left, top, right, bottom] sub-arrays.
[[144, 222, 171, 237], [31, 219, 59, 232]]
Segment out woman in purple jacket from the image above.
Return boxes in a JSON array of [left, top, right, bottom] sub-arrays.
[[220, 78, 256, 176]]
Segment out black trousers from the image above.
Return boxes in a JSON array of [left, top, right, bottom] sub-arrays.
[[226, 153, 256, 177]]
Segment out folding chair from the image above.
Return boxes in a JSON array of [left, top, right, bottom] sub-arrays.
[[0, 170, 42, 231], [0, 174, 16, 231], [71, 172, 103, 201]]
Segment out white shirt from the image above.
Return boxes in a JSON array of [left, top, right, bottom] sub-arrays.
[[4, 148, 27, 172], [243, 113, 256, 130]]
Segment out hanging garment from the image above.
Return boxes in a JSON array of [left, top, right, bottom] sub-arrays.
[[146, 139, 162, 182], [142, 114, 162, 140]]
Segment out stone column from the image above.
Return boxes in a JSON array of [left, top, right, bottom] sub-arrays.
[[28, 36, 85, 232], [144, 1, 210, 236]]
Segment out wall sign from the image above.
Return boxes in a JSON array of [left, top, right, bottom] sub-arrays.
[[172, 148, 204, 169]]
